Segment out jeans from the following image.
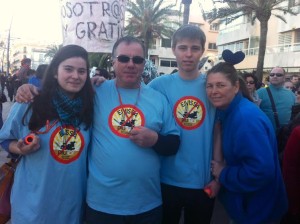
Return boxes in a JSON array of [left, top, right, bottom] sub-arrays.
[[86, 205, 162, 224], [161, 183, 215, 224]]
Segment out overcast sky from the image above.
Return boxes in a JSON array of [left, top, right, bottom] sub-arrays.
[[0, 0, 217, 45], [0, 0, 62, 43]]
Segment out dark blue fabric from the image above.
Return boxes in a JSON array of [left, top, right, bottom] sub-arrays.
[[216, 93, 288, 223], [52, 88, 82, 127]]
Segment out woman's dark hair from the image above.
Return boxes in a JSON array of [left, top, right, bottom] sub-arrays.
[[207, 62, 253, 102], [23, 45, 94, 131], [295, 81, 300, 93], [35, 64, 48, 79], [243, 72, 259, 90]]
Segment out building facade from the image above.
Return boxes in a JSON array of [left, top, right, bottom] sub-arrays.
[[216, 0, 300, 79]]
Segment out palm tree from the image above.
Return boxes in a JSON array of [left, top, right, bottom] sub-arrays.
[[45, 44, 63, 60], [125, 0, 180, 58], [182, 0, 192, 25], [88, 53, 112, 71], [204, 0, 297, 82]]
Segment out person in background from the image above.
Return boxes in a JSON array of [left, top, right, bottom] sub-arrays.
[[6, 74, 15, 102], [207, 61, 288, 224], [290, 74, 299, 92], [257, 67, 295, 131], [243, 72, 261, 106], [142, 59, 159, 84], [17, 58, 32, 85], [149, 25, 215, 224], [294, 82, 300, 103], [0, 73, 6, 93], [282, 113, 300, 224], [28, 64, 48, 89], [0, 45, 94, 224], [94, 67, 111, 80], [284, 80, 294, 91]]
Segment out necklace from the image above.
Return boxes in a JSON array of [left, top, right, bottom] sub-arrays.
[[115, 81, 141, 106], [115, 81, 141, 129]]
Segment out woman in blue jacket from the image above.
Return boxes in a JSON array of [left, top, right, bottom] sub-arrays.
[[206, 60, 288, 224]]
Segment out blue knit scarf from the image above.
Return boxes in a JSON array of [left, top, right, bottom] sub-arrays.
[[52, 88, 83, 127]]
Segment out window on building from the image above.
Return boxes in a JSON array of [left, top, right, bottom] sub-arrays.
[[295, 29, 300, 43], [38, 54, 44, 62], [208, 43, 217, 50], [235, 42, 243, 51], [161, 38, 171, 48], [279, 32, 292, 52], [294, 29, 300, 51], [160, 60, 177, 68], [210, 23, 219, 31], [171, 61, 177, 67], [160, 60, 170, 67]]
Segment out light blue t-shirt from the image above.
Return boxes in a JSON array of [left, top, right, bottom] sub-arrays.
[[149, 73, 215, 189], [257, 85, 295, 130], [87, 80, 179, 215], [0, 103, 90, 224]]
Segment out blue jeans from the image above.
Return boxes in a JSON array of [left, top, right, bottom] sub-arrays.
[[161, 183, 215, 224], [86, 205, 162, 224]]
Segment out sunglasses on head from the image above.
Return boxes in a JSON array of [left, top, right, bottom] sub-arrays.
[[246, 81, 255, 85], [116, 55, 145, 64], [270, 73, 284, 77]]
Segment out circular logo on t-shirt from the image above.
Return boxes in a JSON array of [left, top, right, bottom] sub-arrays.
[[50, 126, 84, 164], [174, 96, 206, 130], [109, 104, 145, 138]]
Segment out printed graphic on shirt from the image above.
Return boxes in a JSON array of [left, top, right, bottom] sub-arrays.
[[174, 96, 206, 130], [50, 126, 84, 164], [109, 104, 145, 138]]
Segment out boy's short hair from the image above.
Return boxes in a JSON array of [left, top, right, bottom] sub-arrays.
[[172, 24, 206, 49]]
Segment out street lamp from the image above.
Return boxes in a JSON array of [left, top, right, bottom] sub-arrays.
[[6, 30, 11, 76]]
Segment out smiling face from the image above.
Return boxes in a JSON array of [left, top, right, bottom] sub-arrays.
[[113, 42, 145, 88], [55, 57, 88, 98], [206, 72, 239, 109]]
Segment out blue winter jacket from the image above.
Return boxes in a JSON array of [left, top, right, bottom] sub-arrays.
[[217, 93, 288, 224]]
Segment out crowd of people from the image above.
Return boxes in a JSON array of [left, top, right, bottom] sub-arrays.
[[0, 24, 300, 224]]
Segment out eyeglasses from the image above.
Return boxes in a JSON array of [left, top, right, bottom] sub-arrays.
[[246, 81, 255, 85], [270, 73, 284, 77], [115, 55, 145, 64]]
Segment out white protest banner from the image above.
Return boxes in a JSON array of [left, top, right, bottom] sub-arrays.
[[60, 0, 126, 53]]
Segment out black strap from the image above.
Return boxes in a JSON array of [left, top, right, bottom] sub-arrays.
[[266, 87, 280, 129]]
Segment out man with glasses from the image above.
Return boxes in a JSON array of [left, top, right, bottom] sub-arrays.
[[257, 66, 295, 131], [86, 36, 180, 223]]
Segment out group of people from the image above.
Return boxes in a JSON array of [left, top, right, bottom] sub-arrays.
[[0, 59, 48, 102], [0, 24, 295, 224]]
